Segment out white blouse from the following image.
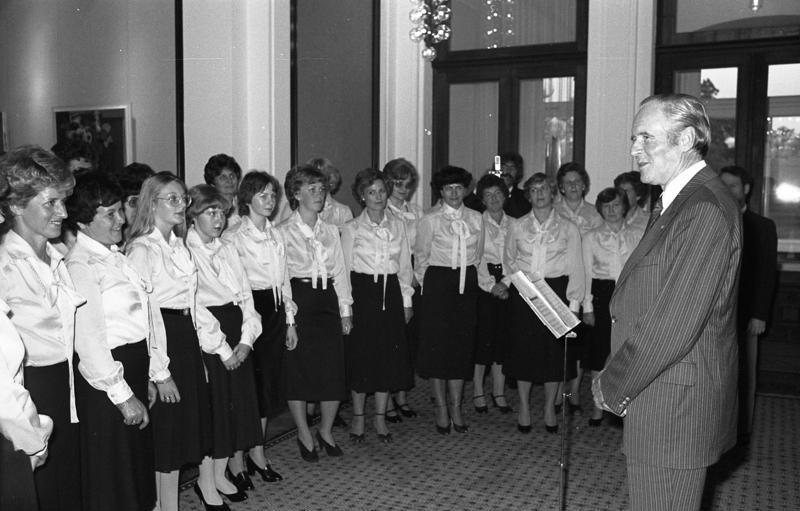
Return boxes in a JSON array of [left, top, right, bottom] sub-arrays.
[[186, 228, 262, 349], [222, 215, 297, 323], [504, 208, 585, 312], [340, 210, 414, 308], [67, 233, 170, 405], [624, 206, 649, 232], [126, 229, 234, 361], [555, 199, 604, 236], [319, 196, 353, 230], [387, 200, 423, 258], [0, 230, 85, 423], [278, 210, 353, 318], [414, 203, 484, 294], [581, 222, 644, 312], [477, 211, 512, 293], [0, 298, 53, 455]]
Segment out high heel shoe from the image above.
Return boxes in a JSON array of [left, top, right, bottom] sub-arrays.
[[218, 486, 248, 503], [490, 394, 513, 414], [473, 394, 488, 414], [545, 424, 559, 434], [245, 455, 283, 482], [193, 483, 231, 511], [332, 412, 348, 428], [315, 431, 343, 457], [374, 413, 393, 443], [393, 397, 418, 418], [517, 423, 532, 434], [297, 438, 319, 462], [349, 413, 365, 443], [588, 410, 604, 427], [434, 405, 450, 434], [448, 403, 468, 433], [385, 403, 403, 424], [225, 467, 254, 492]]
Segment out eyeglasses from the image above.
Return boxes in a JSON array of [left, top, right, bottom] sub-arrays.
[[201, 208, 226, 219], [156, 194, 192, 208], [125, 195, 139, 208]]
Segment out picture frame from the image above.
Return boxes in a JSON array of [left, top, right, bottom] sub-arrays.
[[53, 105, 132, 173]]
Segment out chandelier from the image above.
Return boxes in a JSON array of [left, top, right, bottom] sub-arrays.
[[409, 0, 452, 61]]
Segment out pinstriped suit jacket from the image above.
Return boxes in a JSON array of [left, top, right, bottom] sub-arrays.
[[599, 166, 742, 469]]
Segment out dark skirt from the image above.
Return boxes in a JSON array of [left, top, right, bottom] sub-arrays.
[[203, 303, 263, 458], [252, 289, 287, 419], [417, 266, 478, 380], [474, 263, 510, 366], [76, 340, 155, 511], [283, 279, 347, 402], [0, 433, 38, 510], [23, 360, 81, 511], [582, 279, 615, 371], [151, 310, 211, 472], [345, 272, 414, 393], [503, 276, 577, 384]]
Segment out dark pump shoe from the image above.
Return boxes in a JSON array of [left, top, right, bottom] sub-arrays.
[[316, 431, 344, 457], [517, 423, 532, 434], [491, 394, 513, 414], [246, 456, 283, 482], [225, 468, 254, 492], [473, 394, 488, 414], [297, 438, 319, 462], [193, 484, 231, 511], [393, 397, 418, 418]]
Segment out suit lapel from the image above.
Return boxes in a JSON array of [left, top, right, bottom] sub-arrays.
[[615, 166, 716, 290]]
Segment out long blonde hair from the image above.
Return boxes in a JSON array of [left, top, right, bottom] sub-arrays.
[[126, 171, 187, 245]]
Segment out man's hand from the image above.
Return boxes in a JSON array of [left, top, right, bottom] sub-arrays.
[[592, 374, 623, 415], [748, 318, 766, 336], [116, 395, 150, 430]]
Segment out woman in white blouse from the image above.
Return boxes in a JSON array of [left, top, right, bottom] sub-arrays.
[[308, 158, 353, 230], [278, 165, 353, 461], [341, 169, 414, 443], [0, 167, 53, 509], [383, 157, 424, 420], [503, 173, 585, 434], [472, 174, 513, 415], [126, 173, 218, 511], [65, 171, 166, 511], [222, 171, 289, 483], [0, 145, 83, 511], [581, 187, 643, 426], [415, 166, 484, 434]]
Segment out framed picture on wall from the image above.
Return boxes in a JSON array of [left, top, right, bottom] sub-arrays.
[[1, 111, 8, 154], [53, 105, 132, 174]]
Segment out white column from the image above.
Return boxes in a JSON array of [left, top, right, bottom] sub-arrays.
[[585, 0, 656, 192], [379, 1, 433, 208]]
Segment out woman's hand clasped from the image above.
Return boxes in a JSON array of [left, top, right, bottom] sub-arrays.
[[156, 377, 181, 404], [117, 395, 150, 430], [233, 343, 251, 363], [404, 307, 414, 324], [222, 353, 242, 371], [285, 325, 298, 351], [341, 316, 353, 335]]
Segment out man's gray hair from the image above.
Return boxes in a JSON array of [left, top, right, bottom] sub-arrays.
[[640, 94, 711, 157]]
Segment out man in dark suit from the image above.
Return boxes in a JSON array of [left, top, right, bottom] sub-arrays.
[[592, 94, 742, 511], [719, 165, 777, 441]]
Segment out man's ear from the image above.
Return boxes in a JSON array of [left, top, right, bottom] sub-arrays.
[[744, 183, 751, 197]]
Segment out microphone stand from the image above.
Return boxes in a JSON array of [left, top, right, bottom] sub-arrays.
[[558, 329, 577, 511]]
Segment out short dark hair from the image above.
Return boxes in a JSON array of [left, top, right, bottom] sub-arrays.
[[204, 154, 242, 184], [432, 165, 471, 193], [66, 171, 124, 229], [522, 173, 554, 195], [351, 168, 386, 205], [284, 164, 326, 210], [556, 162, 590, 196], [238, 171, 281, 217], [595, 187, 630, 218], [0, 145, 74, 231], [499, 151, 523, 169], [382, 158, 419, 192], [187, 184, 230, 224], [613, 171, 648, 206], [476, 174, 506, 201], [719, 165, 754, 191], [116, 162, 155, 201], [640, 93, 710, 157]]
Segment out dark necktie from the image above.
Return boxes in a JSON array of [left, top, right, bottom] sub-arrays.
[[645, 195, 663, 234]]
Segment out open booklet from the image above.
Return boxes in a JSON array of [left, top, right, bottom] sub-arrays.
[[509, 271, 580, 338]]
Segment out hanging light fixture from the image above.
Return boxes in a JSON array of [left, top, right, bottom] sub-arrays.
[[409, 0, 452, 61], [750, 0, 762, 12]]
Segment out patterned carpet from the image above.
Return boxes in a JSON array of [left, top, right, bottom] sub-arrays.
[[179, 379, 800, 510]]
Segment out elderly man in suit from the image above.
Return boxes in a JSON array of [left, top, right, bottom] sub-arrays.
[[719, 165, 777, 441], [591, 93, 742, 511]]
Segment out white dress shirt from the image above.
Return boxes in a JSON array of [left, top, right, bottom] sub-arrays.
[[186, 228, 262, 349], [126, 228, 234, 361], [340, 210, 414, 308], [414, 202, 484, 294], [661, 160, 707, 213], [581, 222, 644, 312], [387, 200, 424, 258], [278, 211, 353, 318], [0, 230, 85, 423], [555, 199, 604, 236], [222, 215, 297, 323], [319, 196, 353, 230], [504, 208, 585, 312], [0, 298, 53, 455], [67, 233, 170, 405], [477, 211, 512, 293], [624, 206, 649, 232]]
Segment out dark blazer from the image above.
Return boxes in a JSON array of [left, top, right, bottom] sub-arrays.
[[599, 166, 742, 469], [504, 186, 531, 218], [738, 209, 777, 328]]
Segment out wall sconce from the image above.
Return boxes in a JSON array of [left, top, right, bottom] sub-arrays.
[[409, 0, 452, 61], [750, 0, 762, 12]]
